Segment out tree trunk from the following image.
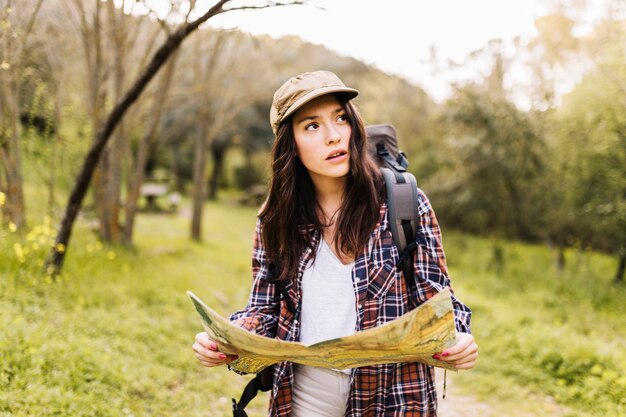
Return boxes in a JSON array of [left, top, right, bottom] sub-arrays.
[[615, 250, 625, 284], [0, 0, 44, 230], [87, 0, 113, 240], [489, 239, 505, 270], [208, 137, 228, 200], [46, 0, 234, 275], [123, 52, 178, 245], [0, 67, 26, 230], [556, 244, 565, 273], [546, 237, 567, 274], [47, 86, 63, 218], [191, 120, 209, 241]]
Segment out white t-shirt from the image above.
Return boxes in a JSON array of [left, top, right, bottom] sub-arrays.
[[292, 239, 357, 416], [299, 238, 357, 346]]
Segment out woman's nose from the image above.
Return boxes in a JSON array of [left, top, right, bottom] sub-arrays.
[[325, 126, 341, 145]]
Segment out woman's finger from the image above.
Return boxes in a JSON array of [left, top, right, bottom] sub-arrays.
[[195, 332, 218, 350], [443, 339, 478, 362]]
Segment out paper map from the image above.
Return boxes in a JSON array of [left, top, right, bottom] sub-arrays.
[[188, 288, 458, 373]]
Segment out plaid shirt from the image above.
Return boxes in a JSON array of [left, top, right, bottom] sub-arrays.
[[230, 189, 472, 416]]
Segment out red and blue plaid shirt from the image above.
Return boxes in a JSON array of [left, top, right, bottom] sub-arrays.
[[231, 189, 472, 416]]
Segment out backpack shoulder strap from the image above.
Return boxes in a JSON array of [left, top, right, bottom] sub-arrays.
[[366, 124, 422, 305], [380, 167, 421, 301], [232, 265, 291, 417], [266, 263, 296, 316], [381, 167, 420, 254], [232, 366, 273, 417]]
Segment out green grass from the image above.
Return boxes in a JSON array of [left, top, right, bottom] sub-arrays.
[[442, 232, 626, 417], [1, 199, 625, 417], [0, 201, 266, 417]]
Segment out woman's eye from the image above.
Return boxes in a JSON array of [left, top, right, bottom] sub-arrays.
[[337, 114, 348, 122], [305, 123, 319, 131]]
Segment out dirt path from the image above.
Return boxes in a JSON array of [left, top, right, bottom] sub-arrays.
[[435, 369, 572, 417]]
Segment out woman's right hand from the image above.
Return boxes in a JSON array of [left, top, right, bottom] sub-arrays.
[[192, 332, 238, 367]]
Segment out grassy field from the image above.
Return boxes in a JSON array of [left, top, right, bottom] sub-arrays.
[[1, 198, 625, 417]]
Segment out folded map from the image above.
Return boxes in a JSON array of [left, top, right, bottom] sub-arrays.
[[188, 287, 457, 373]]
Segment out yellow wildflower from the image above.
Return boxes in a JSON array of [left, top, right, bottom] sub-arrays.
[[8, 222, 17, 232], [13, 243, 23, 258], [42, 224, 52, 236], [0, 191, 5, 205], [55, 243, 65, 253]]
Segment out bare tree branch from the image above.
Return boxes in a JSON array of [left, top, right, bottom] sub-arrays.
[[222, 0, 305, 13], [16, 0, 44, 55], [47, 0, 236, 274]]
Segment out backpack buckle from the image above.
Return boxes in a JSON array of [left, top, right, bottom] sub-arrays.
[[376, 143, 390, 157]]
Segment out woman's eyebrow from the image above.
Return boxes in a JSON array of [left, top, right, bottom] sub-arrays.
[[295, 107, 344, 125], [295, 114, 319, 125]]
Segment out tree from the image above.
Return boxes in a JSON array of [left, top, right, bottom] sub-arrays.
[[434, 41, 546, 242], [441, 85, 546, 240], [0, 0, 45, 230], [122, 50, 179, 244], [188, 30, 275, 240], [46, 0, 305, 275], [62, 0, 164, 242], [551, 17, 626, 282]]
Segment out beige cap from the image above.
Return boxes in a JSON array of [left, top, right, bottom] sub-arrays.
[[270, 70, 359, 135]]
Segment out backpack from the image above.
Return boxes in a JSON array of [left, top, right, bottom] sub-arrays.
[[232, 124, 420, 417]]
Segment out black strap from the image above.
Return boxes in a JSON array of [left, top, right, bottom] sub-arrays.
[[267, 263, 296, 316], [232, 265, 293, 417], [232, 367, 273, 417], [399, 223, 418, 307], [376, 143, 408, 172]]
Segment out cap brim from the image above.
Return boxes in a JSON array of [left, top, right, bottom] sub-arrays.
[[280, 86, 359, 124]]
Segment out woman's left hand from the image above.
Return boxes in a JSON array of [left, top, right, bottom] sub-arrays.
[[433, 332, 478, 370]]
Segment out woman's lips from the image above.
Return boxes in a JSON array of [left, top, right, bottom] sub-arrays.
[[326, 149, 348, 160]]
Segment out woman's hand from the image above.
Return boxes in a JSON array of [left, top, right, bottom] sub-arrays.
[[192, 332, 238, 367], [433, 332, 478, 370]]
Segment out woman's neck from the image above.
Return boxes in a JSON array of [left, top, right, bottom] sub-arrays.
[[312, 176, 355, 263], [312, 176, 346, 220]]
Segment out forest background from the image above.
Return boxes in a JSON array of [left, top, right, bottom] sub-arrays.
[[1, 0, 625, 416]]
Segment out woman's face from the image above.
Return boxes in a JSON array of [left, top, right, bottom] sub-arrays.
[[291, 94, 352, 186]]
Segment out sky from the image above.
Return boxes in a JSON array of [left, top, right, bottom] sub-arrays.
[[205, 0, 542, 101]]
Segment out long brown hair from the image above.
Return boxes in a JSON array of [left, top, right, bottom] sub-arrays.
[[259, 95, 383, 281]]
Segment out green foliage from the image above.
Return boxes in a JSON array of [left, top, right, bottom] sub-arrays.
[[432, 86, 546, 240], [547, 19, 626, 254], [444, 230, 626, 416]]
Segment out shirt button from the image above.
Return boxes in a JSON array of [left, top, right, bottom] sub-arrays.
[[355, 278, 361, 283], [294, 320, 298, 324], [358, 304, 363, 309]]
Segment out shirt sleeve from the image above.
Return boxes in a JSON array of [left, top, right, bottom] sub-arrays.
[[229, 217, 279, 338], [411, 189, 472, 334]]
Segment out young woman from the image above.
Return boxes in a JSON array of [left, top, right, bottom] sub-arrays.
[[193, 70, 478, 416]]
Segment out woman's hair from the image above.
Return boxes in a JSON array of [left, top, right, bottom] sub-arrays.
[[259, 95, 384, 281]]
